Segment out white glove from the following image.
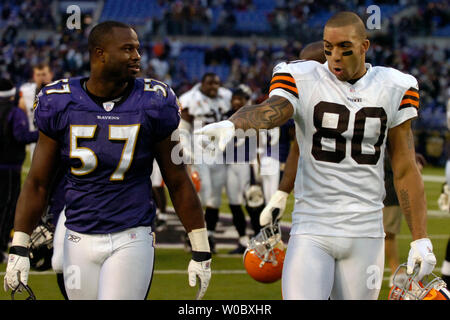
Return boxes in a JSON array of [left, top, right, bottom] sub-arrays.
[[4, 251, 30, 292], [194, 120, 235, 152], [437, 184, 450, 212], [407, 238, 436, 281], [188, 258, 212, 300], [259, 190, 289, 226]]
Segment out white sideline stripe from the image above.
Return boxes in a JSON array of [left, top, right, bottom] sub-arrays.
[[427, 210, 450, 218], [422, 175, 446, 183], [0, 268, 441, 277], [397, 234, 449, 240]]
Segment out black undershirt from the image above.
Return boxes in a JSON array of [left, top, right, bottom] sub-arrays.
[[81, 78, 134, 107], [347, 69, 367, 85]]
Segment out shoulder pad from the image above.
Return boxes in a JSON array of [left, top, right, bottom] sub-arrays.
[[37, 78, 79, 112], [138, 78, 171, 99], [372, 67, 418, 91], [273, 60, 322, 78], [218, 87, 232, 99]]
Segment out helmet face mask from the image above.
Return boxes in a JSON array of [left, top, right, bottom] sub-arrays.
[[249, 223, 282, 266], [244, 185, 265, 208], [243, 223, 286, 283], [11, 281, 36, 300], [388, 263, 450, 300], [29, 220, 54, 271]]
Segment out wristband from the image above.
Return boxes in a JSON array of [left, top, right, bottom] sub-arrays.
[[9, 246, 29, 257], [192, 251, 212, 262], [188, 228, 210, 252], [12, 231, 30, 247], [273, 190, 289, 201]]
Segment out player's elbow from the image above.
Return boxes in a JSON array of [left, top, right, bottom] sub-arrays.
[[392, 160, 423, 184]]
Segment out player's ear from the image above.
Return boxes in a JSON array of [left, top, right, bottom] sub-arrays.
[[361, 38, 370, 53], [94, 47, 105, 63]]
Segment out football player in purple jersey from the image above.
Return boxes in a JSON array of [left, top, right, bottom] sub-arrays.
[[3, 21, 211, 300]]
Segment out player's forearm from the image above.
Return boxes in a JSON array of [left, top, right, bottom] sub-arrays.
[[14, 177, 49, 234], [229, 96, 293, 131], [278, 141, 299, 193], [166, 173, 205, 232], [393, 169, 428, 240]]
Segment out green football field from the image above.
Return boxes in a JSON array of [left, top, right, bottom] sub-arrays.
[[0, 162, 448, 300]]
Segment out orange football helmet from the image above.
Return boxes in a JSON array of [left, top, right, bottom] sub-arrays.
[[388, 263, 450, 300], [243, 223, 286, 283], [191, 170, 201, 192]]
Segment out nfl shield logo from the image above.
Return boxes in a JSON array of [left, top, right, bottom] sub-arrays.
[[103, 101, 115, 112]]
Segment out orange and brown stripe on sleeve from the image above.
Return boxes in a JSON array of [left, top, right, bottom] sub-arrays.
[[399, 87, 419, 111], [269, 73, 298, 98]]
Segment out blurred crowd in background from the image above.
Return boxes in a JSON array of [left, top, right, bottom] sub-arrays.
[[0, 0, 448, 164]]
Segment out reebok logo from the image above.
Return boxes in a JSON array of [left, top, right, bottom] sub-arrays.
[[67, 234, 81, 243], [347, 97, 362, 103]]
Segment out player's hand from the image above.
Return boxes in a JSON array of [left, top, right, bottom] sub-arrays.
[[3, 247, 30, 292], [194, 120, 235, 152], [260, 190, 289, 226], [188, 255, 211, 300], [407, 238, 436, 281]]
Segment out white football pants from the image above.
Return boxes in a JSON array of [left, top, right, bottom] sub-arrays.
[[226, 163, 250, 205], [282, 234, 384, 300], [151, 159, 164, 187], [445, 160, 450, 186], [51, 208, 66, 273], [194, 163, 227, 208], [260, 156, 280, 203], [63, 226, 155, 300]]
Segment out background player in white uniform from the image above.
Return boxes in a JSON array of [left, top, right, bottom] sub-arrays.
[[18, 63, 53, 158], [196, 12, 437, 300], [179, 73, 232, 252], [225, 85, 253, 253], [258, 119, 295, 203]]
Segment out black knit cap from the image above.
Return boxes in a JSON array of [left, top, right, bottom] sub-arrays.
[[0, 78, 15, 99], [0, 78, 14, 91]]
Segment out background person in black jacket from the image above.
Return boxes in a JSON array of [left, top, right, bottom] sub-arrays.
[[0, 78, 38, 263]]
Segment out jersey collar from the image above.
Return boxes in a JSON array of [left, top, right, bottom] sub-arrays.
[[323, 62, 373, 90]]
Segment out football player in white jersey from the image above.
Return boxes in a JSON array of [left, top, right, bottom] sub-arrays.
[[196, 11, 437, 299], [225, 85, 255, 253], [179, 73, 232, 252], [19, 63, 53, 157]]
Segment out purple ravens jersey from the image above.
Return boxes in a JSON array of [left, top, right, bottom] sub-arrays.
[[34, 77, 180, 234], [48, 168, 66, 226], [262, 119, 294, 162], [279, 119, 294, 163]]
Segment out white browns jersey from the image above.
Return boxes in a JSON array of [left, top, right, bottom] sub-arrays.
[[19, 82, 38, 130], [179, 83, 232, 164], [269, 60, 419, 238], [179, 83, 232, 125]]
